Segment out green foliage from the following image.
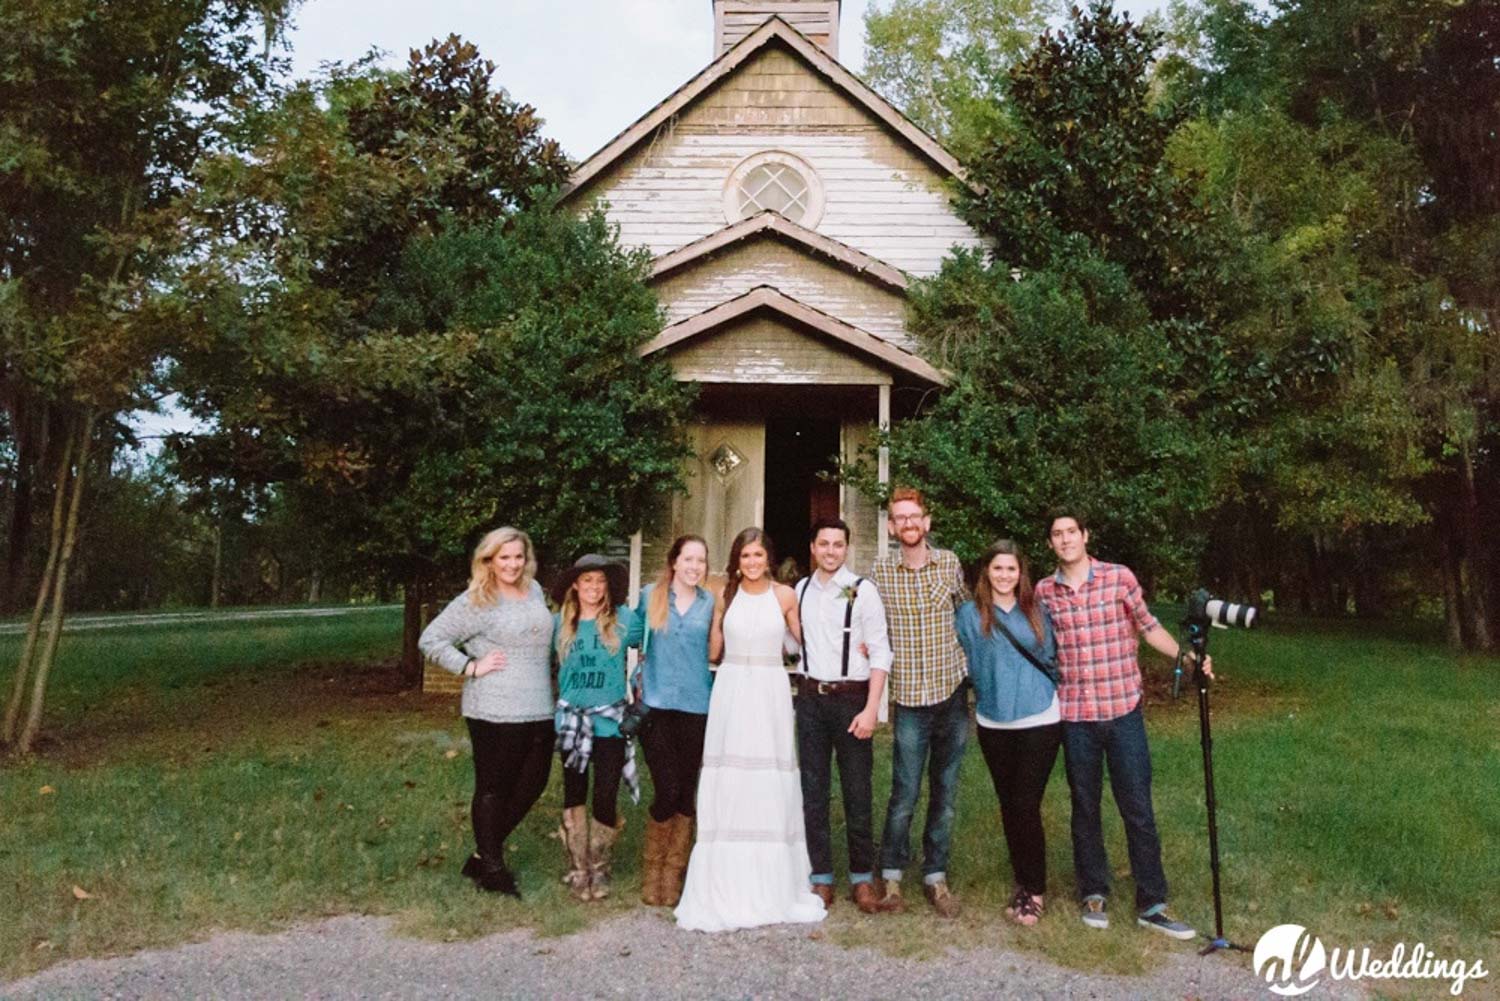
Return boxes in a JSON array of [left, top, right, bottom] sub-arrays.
[[361, 207, 694, 569], [0, 0, 292, 407], [859, 248, 1210, 579], [863, 0, 1059, 156], [172, 41, 689, 584]]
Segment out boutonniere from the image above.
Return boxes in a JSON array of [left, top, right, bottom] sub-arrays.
[[838, 583, 860, 603]]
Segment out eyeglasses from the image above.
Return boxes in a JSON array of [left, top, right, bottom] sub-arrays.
[[891, 514, 924, 524]]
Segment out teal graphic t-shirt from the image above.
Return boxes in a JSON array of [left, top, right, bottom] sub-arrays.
[[554, 605, 642, 739]]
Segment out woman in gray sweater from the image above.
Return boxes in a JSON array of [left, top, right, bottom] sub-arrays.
[[419, 526, 555, 897]]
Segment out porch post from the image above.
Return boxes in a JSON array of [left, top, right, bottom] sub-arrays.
[[627, 528, 644, 680], [878, 383, 891, 559]]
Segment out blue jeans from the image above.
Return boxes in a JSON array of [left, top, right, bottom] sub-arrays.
[[1061, 705, 1169, 911], [879, 683, 969, 881]]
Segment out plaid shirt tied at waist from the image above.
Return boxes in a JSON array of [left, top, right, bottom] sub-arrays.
[[554, 700, 640, 803], [1035, 558, 1160, 723], [871, 546, 968, 707]]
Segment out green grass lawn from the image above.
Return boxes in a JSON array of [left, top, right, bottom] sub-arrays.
[[2, 609, 1496, 990]]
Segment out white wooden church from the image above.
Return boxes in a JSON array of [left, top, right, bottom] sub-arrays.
[[561, 0, 983, 589]]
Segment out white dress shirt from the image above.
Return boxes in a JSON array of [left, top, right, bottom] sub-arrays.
[[796, 565, 894, 682]]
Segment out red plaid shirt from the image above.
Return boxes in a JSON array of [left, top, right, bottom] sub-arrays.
[[1035, 559, 1160, 722]]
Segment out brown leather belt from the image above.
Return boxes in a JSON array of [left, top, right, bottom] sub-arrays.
[[796, 676, 869, 698]]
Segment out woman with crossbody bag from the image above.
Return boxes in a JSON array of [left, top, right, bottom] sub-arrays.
[[635, 535, 717, 907], [955, 539, 1062, 926]]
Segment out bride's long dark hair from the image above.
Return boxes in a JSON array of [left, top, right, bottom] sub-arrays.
[[722, 527, 774, 612]]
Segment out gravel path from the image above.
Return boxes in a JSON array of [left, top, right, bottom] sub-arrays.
[[2, 911, 1371, 1000]]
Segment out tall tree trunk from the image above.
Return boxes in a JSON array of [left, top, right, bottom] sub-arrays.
[[1442, 530, 1467, 651], [400, 572, 426, 690], [306, 569, 321, 604], [1, 397, 47, 613], [1457, 447, 1493, 650], [2, 429, 74, 746], [209, 520, 223, 609], [17, 409, 95, 754]]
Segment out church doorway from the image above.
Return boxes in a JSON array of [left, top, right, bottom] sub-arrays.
[[763, 416, 841, 581]]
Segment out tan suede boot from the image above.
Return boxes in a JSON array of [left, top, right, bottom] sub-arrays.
[[640, 816, 672, 905], [661, 814, 694, 906], [559, 806, 592, 902], [587, 815, 626, 900]]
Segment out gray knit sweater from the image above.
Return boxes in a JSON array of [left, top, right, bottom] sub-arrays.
[[419, 581, 555, 724]]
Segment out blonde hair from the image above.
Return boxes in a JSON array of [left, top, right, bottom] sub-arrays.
[[556, 578, 621, 662], [466, 527, 537, 607], [647, 535, 708, 632]]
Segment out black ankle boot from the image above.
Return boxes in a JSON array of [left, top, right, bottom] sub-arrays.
[[461, 853, 484, 884], [475, 855, 521, 898]]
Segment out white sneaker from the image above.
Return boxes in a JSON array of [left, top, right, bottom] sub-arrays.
[[1081, 895, 1109, 929]]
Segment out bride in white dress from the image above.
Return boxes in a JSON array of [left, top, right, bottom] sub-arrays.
[[675, 528, 827, 932]]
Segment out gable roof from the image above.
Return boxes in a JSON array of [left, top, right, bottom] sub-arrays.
[[562, 16, 971, 202], [649, 210, 909, 291], [640, 285, 947, 386]]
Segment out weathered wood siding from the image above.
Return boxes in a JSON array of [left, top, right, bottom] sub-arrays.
[[840, 419, 885, 572], [682, 420, 766, 574], [669, 314, 891, 386], [582, 46, 981, 277], [716, 1, 840, 57], [654, 239, 910, 347]]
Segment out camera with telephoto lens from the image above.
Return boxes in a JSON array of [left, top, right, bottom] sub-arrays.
[[1185, 588, 1258, 630]]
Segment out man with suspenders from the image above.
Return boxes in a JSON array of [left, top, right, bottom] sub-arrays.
[[794, 517, 892, 913]]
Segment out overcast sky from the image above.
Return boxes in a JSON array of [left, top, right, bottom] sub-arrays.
[[284, 0, 1169, 162]]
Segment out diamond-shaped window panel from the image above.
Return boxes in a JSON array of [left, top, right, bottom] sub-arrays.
[[737, 163, 810, 223], [709, 442, 746, 483]]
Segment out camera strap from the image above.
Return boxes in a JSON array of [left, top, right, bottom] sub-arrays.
[[991, 612, 1060, 685]]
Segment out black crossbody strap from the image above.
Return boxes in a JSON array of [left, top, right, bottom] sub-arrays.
[[796, 578, 811, 676], [991, 612, 1059, 685], [839, 578, 864, 678]]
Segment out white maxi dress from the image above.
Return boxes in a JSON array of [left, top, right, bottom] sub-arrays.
[[674, 587, 827, 931]]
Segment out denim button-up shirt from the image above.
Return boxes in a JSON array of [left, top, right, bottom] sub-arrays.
[[955, 600, 1058, 724], [638, 584, 714, 715]]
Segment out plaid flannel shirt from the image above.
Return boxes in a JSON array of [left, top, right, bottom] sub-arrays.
[[871, 546, 968, 707], [1035, 559, 1160, 723], [554, 700, 640, 803]]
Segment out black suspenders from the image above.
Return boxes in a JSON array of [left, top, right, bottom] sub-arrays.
[[797, 576, 864, 678]]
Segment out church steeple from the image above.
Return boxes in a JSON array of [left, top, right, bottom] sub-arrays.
[[713, 1, 842, 60]]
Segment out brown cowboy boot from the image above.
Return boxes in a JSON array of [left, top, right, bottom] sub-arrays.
[[587, 815, 626, 900], [640, 815, 672, 905], [559, 806, 592, 902], [661, 814, 694, 906]]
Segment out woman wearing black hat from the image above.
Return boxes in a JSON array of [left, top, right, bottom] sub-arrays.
[[551, 554, 644, 901]]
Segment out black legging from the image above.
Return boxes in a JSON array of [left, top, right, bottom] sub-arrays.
[[639, 709, 707, 822], [975, 722, 1063, 895], [466, 717, 553, 861], [561, 736, 626, 827]]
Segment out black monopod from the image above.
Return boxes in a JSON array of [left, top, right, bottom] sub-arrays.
[[1174, 589, 1259, 957]]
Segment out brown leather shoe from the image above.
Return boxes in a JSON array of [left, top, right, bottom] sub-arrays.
[[923, 880, 961, 919], [851, 881, 881, 914], [811, 883, 834, 909], [874, 878, 905, 913]]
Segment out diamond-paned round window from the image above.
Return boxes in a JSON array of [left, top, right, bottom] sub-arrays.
[[723, 151, 824, 228], [738, 163, 810, 219]]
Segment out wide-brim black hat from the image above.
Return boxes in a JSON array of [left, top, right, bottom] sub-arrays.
[[550, 553, 629, 607]]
